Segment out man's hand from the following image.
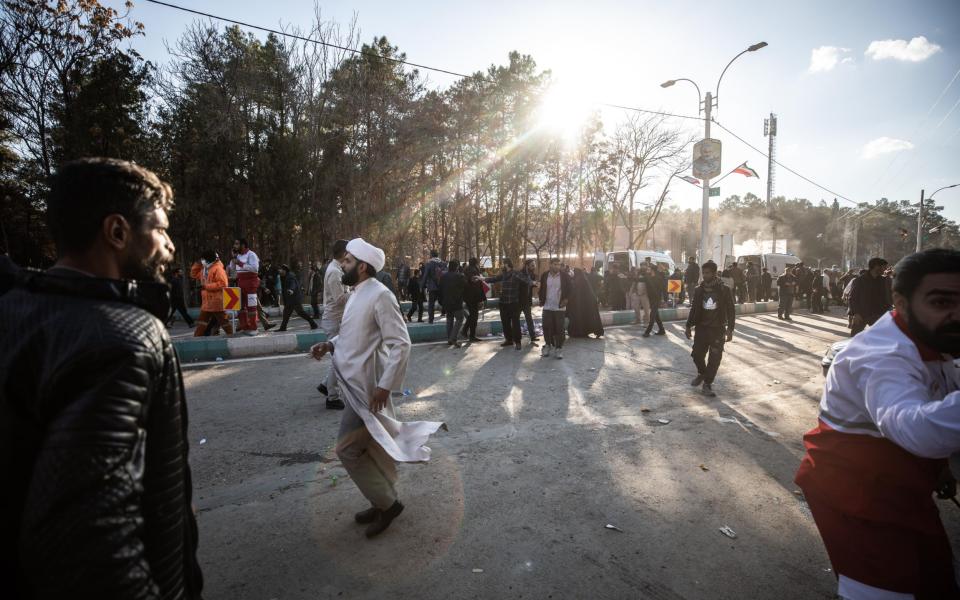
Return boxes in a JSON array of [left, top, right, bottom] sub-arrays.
[[852, 314, 864, 327], [310, 342, 331, 360], [370, 387, 390, 414], [725, 330, 734, 342], [685, 327, 692, 340]]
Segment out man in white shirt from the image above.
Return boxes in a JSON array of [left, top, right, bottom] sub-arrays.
[[232, 238, 261, 332], [538, 257, 571, 359], [795, 248, 960, 599], [318, 240, 349, 410]]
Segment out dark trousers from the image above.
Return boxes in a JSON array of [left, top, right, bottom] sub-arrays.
[[812, 291, 823, 313], [407, 298, 423, 321], [167, 300, 194, 326], [279, 300, 317, 330], [463, 302, 481, 339], [735, 282, 748, 303], [644, 303, 664, 334], [778, 294, 794, 319], [446, 309, 465, 344], [691, 326, 726, 384], [520, 302, 536, 341], [542, 309, 566, 348], [499, 302, 521, 344], [310, 293, 321, 318], [611, 292, 625, 311], [427, 290, 441, 323], [759, 286, 771, 302]]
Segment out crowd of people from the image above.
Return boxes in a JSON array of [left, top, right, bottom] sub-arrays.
[[2, 158, 959, 600]]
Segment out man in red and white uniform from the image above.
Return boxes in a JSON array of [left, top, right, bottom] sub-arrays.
[[233, 237, 260, 331], [796, 248, 960, 599]]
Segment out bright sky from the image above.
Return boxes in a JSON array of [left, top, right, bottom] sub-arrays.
[[110, 0, 960, 222]]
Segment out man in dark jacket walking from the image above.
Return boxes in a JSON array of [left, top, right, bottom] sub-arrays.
[[482, 259, 534, 350], [848, 257, 892, 336], [420, 249, 445, 324], [642, 264, 666, 337], [308, 261, 324, 319], [0, 158, 203, 599], [278, 262, 318, 331], [519, 259, 540, 346], [439, 260, 467, 347], [685, 260, 736, 397], [166, 265, 195, 327], [777, 267, 799, 321], [683, 256, 700, 305]]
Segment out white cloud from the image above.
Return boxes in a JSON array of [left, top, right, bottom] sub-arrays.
[[861, 137, 914, 159], [809, 46, 853, 73], [865, 36, 942, 62]]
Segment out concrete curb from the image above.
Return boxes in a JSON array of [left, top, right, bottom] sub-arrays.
[[174, 300, 781, 362]]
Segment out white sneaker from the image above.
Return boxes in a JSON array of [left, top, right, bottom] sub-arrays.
[[555, 348, 563, 359], [541, 345, 551, 357]]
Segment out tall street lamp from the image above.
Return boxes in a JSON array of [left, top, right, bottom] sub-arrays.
[[917, 183, 959, 251], [661, 41, 767, 264]]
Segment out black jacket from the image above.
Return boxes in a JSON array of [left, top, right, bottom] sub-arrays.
[[463, 265, 485, 304], [283, 271, 303, 303], [641, 274, 662, 303], [686, 280, 736, 332], [537, 270, 571, 307], [407, 277, 424, 301], [849, 272, 892, 322], [0, 263, 203, 599], [439, 271, 466, 311], [684, 262, 700, 284]]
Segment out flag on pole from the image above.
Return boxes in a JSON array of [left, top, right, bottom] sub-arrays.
[[732, 162, 759, 178], [680, 175, 701, 186]]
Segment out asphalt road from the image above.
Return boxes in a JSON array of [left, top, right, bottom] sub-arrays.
[[182, 308, 960, 599]]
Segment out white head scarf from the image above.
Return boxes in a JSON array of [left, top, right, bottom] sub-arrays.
[[346, 237, 385, 272]]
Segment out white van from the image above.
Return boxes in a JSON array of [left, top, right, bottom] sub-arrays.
[[605, 250, 676, 274], [735, 252, 801, 300], [737, 253, 801, 276]]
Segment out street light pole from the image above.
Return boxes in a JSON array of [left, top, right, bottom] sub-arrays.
[[661, 42, 767, 266], [701, 91, 713, 264], [918, 183, 960, 251], [916, 189, 925, 253]]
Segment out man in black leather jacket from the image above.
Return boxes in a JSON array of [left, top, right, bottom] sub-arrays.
[[0, 158, 203, 599]]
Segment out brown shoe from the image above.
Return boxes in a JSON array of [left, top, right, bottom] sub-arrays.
[[355, 507, 380, 524], [365, 500, 404, 538]]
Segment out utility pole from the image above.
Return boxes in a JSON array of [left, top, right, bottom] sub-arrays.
[[700, 91, 712, 264], [764, 113, 777, 248], [916, 189, 925, 252], [660, 42, 768, 264]]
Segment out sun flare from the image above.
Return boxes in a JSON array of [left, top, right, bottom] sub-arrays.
[[535, 82, 593, 144]]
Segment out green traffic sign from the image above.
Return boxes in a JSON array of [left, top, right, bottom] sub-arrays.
[[709, 187, 720, 197]]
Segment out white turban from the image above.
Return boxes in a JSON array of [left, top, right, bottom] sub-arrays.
[[346, 237, 385, 272]]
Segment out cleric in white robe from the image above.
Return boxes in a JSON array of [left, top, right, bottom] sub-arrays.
[[311, 237, 445, 538]]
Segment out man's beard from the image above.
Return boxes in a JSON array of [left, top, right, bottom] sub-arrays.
[[342, 263, 359, 286], [906, 305, 960, 354], [123, 252, 170, 283]]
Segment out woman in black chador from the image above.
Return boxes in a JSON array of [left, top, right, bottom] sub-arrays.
[[567, 268, 605, 338]]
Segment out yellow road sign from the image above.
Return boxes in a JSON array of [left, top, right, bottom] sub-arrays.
[[223, 287, 241, 311]]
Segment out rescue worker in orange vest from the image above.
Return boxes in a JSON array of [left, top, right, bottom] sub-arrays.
[[191, 250, 233, 337]]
